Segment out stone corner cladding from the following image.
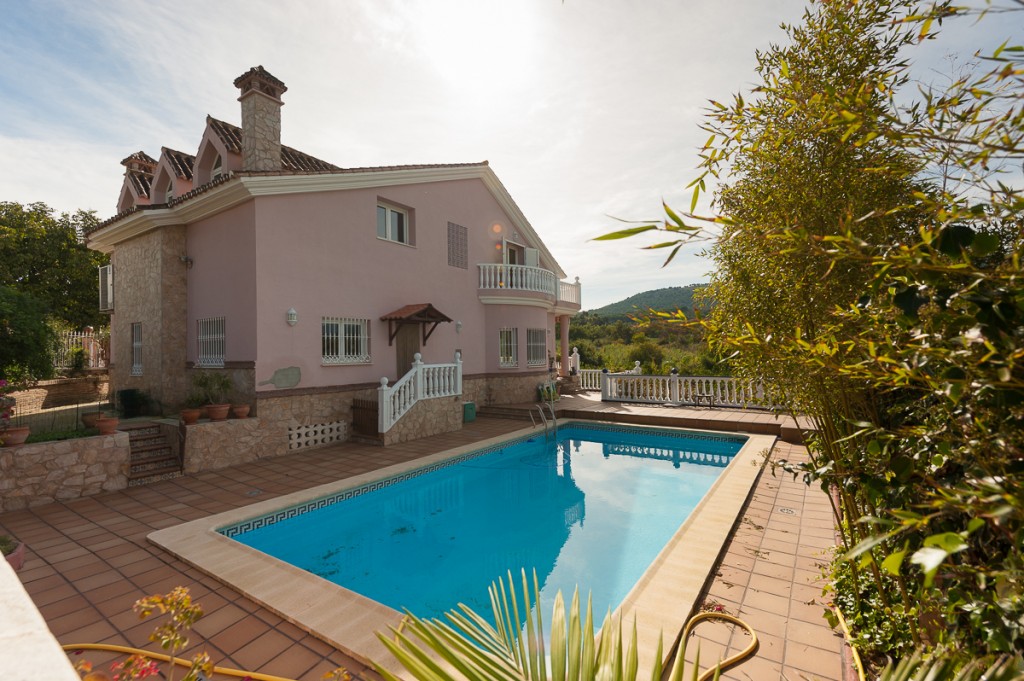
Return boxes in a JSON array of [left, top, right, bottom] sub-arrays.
[[182, 417, 266, 474], [0, 432, 130, 512], [383, 395, 462, 446]]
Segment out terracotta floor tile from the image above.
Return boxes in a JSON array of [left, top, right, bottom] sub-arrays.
[[230, 628, 299, 671]]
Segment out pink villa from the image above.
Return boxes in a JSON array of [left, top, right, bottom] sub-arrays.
[[85, 66, 581, 457]]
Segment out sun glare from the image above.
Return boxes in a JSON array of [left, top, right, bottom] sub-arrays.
[[412, 1, 537, 90]]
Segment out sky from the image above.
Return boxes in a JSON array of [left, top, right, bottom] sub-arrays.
[[1, 1, 1019, 310]]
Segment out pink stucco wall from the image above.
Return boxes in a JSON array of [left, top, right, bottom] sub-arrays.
[[249, 177, 553, 391], [186, 202, 258, 362]]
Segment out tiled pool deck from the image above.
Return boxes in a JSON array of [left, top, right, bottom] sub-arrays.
[[0, 398, 845, 680]]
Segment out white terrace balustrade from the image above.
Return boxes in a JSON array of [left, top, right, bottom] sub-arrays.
[[576, 367, 771, 409], [378, 352, 463, 432], [478, 264, 581, 308]]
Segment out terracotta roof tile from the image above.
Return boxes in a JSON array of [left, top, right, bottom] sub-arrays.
[[161, 147, 195, 181], [121, 151, 157, 167], [206, 117, 339, 172], [233, 65, 287, 94], [127, 172, 152, 198]]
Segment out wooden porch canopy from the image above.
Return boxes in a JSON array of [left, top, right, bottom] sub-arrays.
[[381, 303, 453, 346]]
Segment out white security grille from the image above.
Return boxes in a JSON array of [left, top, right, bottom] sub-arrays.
[[447, 222, 468, 269], [99, 265, 113, 311], [130, 322, 142, 376], [289, 421, 347, 450], [499, 327, 518, 368], [322, 317, 371, 364], [197, 317, 226, 367], [527, 328, 547, 367]]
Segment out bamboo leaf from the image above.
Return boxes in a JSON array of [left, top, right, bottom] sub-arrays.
[[592, 225, 658, 241]]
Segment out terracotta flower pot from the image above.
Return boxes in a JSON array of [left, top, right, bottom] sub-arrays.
[[4, 541, 25, 571], [82, 411, 102, 429], [96, 417, 119, 435], [180, 408, 201, 425], [206, 403, 231, 421], [231, 404, 251, 419], [1, 426, 31, 447]]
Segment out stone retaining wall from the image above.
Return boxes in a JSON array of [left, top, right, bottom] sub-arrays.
[[0, 433, 130, 512], [11, 374, 110, 414], [382, 395, 462, 446]]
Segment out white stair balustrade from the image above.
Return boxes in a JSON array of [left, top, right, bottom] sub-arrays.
[[378, 352, 463, 432]]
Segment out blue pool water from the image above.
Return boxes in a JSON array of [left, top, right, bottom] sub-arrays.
[[227, 424, 744, 622]]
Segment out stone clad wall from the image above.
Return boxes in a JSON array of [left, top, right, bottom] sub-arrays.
[[382, 395, 462, 446], [0, 433, 130, 512], [182, 418, 264, 474]]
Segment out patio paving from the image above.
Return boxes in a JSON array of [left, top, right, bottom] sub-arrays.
[[1, 402, 845, 680]]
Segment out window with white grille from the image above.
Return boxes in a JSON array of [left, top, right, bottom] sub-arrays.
[[98, 265, 113, 312], [130, 322, 142, 376], [196, 317, 226, 367], [322, 317, 371, 364], [499, 327, 518, 368], [447, 222, 468, 268], [527, 328, 547, 367]]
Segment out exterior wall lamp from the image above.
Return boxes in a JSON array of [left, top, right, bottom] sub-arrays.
[[456, 320, 463, 334], [286, 308, 298, 326]]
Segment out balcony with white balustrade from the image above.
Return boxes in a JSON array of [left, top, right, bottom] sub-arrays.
[[477, 263, 581, 314]]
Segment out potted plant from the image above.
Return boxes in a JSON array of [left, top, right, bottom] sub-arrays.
[[96, 413, 120, 435], [180, 391, 205, 425], [191, 371, 233, 421], [0, 379, 30, 447], [0, 534, 25, 572], [81, 401, 104, 429]]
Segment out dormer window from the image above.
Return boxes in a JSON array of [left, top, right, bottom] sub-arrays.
[[165, 184, 174, 203], [212, 154, 223, 180]]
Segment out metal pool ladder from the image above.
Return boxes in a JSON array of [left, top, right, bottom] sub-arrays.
[[529, 401, 558, 440]]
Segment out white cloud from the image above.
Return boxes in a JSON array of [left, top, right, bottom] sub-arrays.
[[1, 0, 1014, 309]]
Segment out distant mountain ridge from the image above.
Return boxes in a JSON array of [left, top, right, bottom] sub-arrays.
[[587, 284, 706, 317]]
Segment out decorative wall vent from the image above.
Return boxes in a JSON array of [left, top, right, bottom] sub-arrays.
[[288, 421, 346, 450]]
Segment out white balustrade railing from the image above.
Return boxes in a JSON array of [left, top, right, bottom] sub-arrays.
[[558, 277, 581, 306], [478, 263, 556, 295], [581, 372, 772, 409], [54, 329, 109, 368], [378, 351, 463, 432]]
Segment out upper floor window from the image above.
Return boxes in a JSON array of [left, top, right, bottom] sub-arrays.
[[212, 154, 224, 180], [323, 317, 371, 364], [99, 265, 114, 312], [197, 316, 226, 368], [377, 203, 411, 245]]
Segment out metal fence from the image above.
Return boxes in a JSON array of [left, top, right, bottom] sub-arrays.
[[54, 329, 109, 369]]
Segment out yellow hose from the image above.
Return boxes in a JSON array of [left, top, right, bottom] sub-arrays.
[[831, 606, 867, 681], [680, 612, 759, 681], [62, 642, 315, 681]]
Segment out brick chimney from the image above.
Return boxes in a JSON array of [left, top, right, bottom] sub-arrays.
[[233, 66, 287, 172]]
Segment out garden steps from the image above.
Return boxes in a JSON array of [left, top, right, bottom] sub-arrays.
[[122, 422, 182, 485]]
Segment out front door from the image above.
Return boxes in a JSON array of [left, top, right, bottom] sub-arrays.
[[395, 323, 421, 376]]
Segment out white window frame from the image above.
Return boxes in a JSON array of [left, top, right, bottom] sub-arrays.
[[196, 317, 226, 368], [322, 317, 371, 364], [499, 327, 518, 368], [527, 328, 547, 367], [377, 202, 411, 245], [130, 322, 142, 376]]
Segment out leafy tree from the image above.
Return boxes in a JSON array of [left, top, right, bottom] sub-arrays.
[[0, 285, 56, 381], [0, 201, 109, 329], [599, 0, 1024, 667]]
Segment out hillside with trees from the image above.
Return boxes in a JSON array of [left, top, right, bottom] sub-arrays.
[[586, 284, 706, 318], [569, 284, 723, 375]]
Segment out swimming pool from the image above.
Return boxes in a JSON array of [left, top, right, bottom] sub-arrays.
[[149, 420, 774, 674], [224, 424, 745, 623]]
